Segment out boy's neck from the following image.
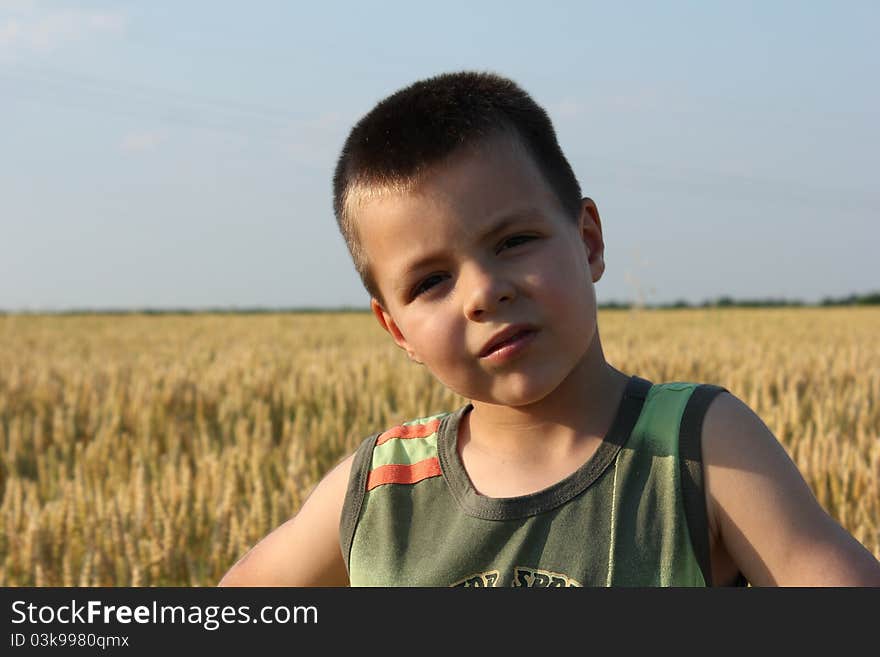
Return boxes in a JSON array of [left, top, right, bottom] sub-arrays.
[[464, 334, 630, 463]]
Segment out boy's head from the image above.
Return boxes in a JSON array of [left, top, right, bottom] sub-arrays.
[[332, 71, 583, 305], [330, 71, 608, 407]]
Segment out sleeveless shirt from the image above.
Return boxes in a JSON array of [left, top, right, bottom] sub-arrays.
[[339, 375, 746, 587]]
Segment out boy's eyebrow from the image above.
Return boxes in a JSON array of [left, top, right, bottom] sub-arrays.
[[478, 207, 544, 241], [395, 208, 544, 283]]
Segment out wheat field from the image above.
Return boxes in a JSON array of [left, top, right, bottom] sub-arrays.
[[0, 308, 877, 586]]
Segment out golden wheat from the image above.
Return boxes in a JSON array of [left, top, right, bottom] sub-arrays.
[[0, 308, 877, 585]]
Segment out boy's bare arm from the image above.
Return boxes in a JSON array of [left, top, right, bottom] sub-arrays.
[[217, 453, 355, 587], [702, 392, 880, 586]]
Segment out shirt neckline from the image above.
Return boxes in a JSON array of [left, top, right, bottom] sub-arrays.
[[435, 374, 653, 520]]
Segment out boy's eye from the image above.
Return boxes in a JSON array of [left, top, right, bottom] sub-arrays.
[[498, 234, 536, 252], [411, 273, 448, 299]]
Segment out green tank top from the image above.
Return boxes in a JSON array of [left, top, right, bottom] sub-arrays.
[[340, 375, 744, 587]]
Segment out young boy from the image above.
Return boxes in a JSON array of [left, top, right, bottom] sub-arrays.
[[219, 71, 880, 587]]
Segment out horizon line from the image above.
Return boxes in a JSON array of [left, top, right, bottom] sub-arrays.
[[3, 291, 879, 315]]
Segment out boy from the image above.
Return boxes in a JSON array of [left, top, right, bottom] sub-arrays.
[[219, 71, 880, 587]]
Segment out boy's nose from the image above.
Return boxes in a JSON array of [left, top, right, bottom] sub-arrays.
[[463, 266, 515, 321]]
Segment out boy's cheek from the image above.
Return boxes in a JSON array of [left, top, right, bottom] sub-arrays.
[[419, 324, 469, 363]]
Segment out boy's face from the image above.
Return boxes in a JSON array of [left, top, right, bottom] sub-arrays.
[[358, 134, 606, 407]]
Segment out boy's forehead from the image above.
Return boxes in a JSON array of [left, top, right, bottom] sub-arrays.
[[347, 134, 556, 228]]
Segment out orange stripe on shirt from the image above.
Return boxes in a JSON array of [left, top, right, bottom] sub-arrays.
[[366, 457, 443, 491], [375, 419, 442, 446]]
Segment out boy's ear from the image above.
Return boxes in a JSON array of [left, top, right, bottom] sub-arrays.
[[370, 298, 422, 363], [579, 197, 606, 283]]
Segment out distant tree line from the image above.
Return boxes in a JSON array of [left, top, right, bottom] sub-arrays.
[[0, 306, 371, 316], [599, 291, 880, 310], [2, 292, 879, 315]]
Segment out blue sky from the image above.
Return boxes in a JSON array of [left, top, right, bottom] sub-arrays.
[[2, 1, 877, 310]]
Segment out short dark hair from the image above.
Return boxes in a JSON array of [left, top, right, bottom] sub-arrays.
[[332, 70, 582, 302]]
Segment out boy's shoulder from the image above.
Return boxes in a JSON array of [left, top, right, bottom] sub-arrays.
[[645, 379, 725, 396], [356, 409, 458, 448], [392, 409, 455, 431], [350, 409, 457, 487], [638, 380, 731, 437], [611, 378, 729, 448]]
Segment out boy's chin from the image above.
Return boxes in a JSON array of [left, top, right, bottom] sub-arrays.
[[468, 380, 564, 409], [437, 365, 578, 409]]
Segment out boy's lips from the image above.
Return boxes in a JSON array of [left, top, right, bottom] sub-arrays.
[[478, 325, 538, 358]]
